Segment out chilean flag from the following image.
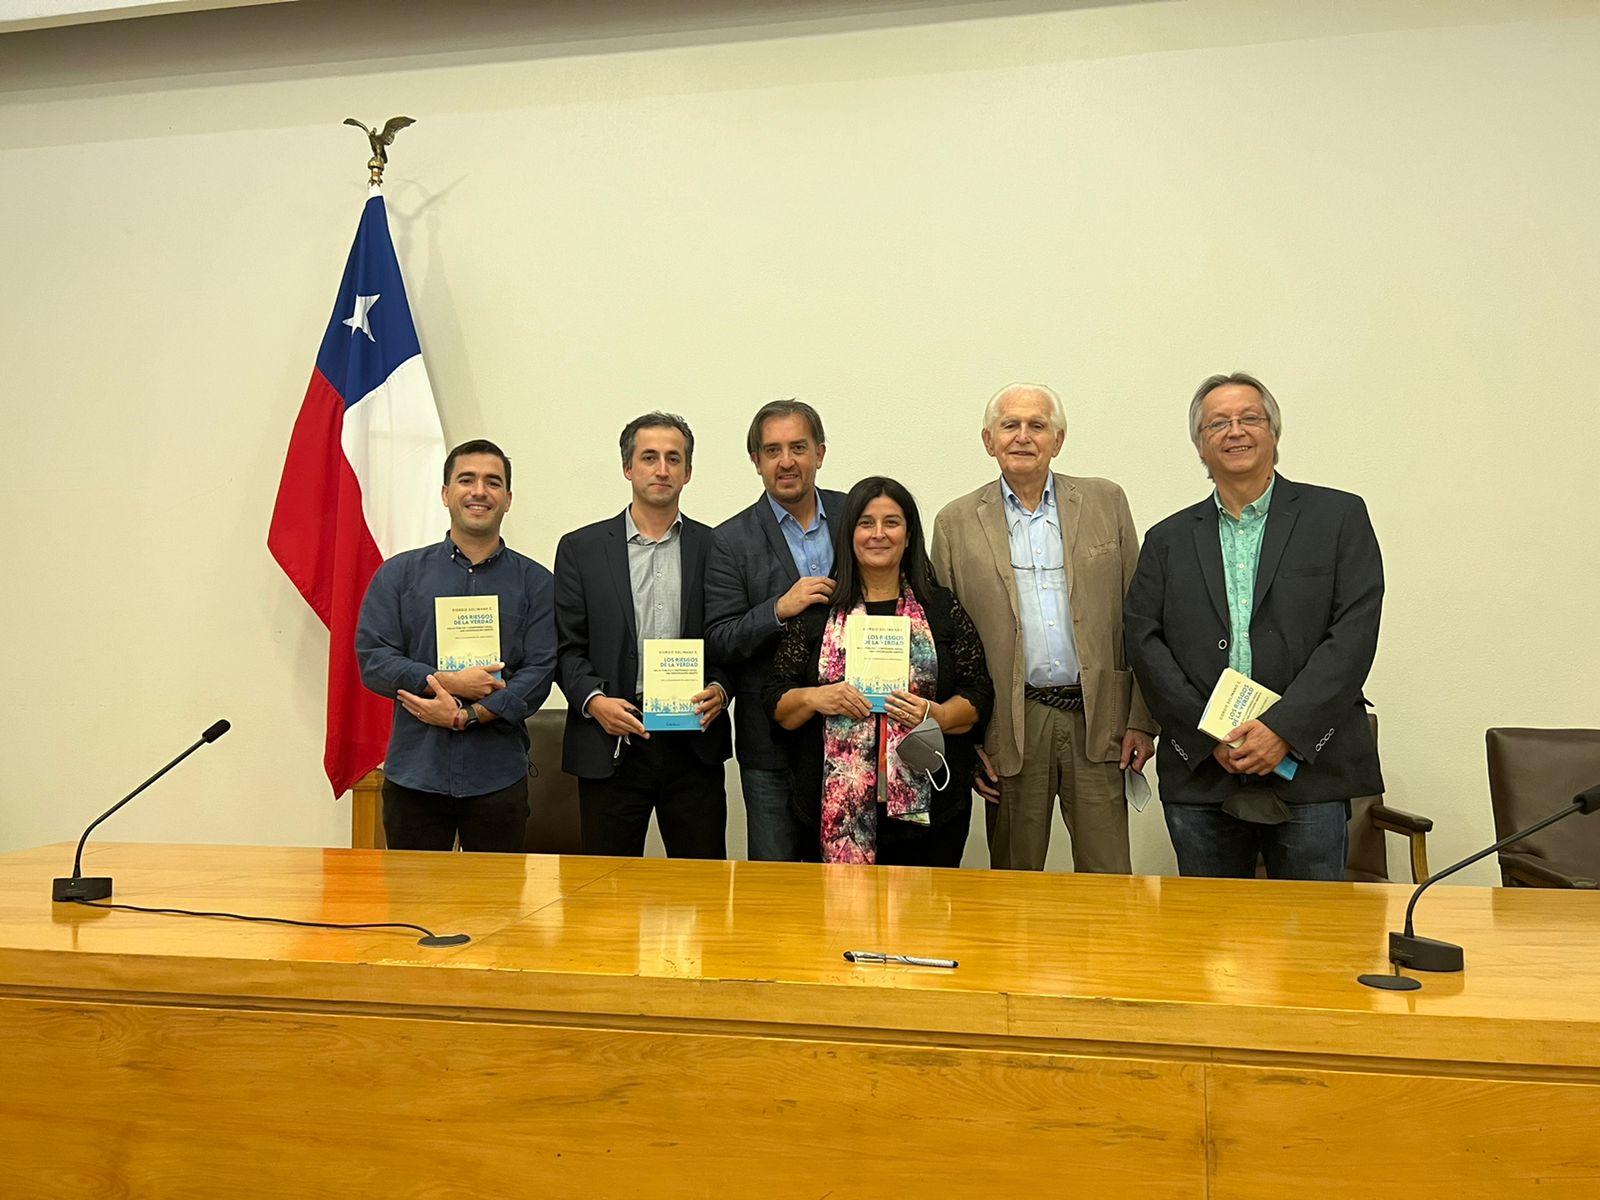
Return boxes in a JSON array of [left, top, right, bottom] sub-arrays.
[[269, 192, 445, 796]]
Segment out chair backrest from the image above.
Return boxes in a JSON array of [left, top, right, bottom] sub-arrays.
[[1485, 728, 1600, 883], [1343, 712, 1388, 883], [1344, 795, 1388, 882], [524, 706, 582, 854]]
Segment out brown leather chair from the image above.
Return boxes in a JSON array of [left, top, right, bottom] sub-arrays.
[[1255, 712, 1435, 883], [1486, 728, 1600, 888], [351, 707, 582, 853], [1348, 790, 1433, 884]]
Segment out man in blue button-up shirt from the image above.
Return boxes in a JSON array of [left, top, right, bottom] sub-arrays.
[[706, 401, 847, 861], [356, 439, 557, 852], [932, 384, 1157, 873]]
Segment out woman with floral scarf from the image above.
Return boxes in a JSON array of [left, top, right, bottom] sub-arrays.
[[763, 477, 993, 866]]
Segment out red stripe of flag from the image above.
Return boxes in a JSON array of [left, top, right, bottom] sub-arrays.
[[268, 368, 392, 795]]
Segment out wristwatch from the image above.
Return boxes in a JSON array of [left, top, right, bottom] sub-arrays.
[[461, 704, 481, 729]]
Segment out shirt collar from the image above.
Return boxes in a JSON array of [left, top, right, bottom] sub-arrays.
[[766, 489, 826, 532], [1214, 474, 1277, 522], [445, 533, 505, 567], [624, 506, 683, 544], [1000, 473, 1055, 516]]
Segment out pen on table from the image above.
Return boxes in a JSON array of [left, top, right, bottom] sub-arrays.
[[843, 950, 958, 969]]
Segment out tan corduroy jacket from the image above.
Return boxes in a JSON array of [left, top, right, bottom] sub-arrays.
[[931, 473, 1156, 774]]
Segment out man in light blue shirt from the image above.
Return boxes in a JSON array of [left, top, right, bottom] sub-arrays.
[[769, 489, 833, 581], [706, 401, 848, 861], [1001, 472, 1082, 688], [932, 384, 1157, 872]]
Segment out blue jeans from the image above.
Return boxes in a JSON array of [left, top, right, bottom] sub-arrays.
[[739, 766, 818, 862], [1163, 801, 1349, 881]]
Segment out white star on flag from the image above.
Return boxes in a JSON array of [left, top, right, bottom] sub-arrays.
[[342, 293, 381, 341]]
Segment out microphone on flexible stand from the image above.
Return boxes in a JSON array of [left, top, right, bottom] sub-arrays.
[[51, 719, 473, 948], [1358, 783, 1600, 991], [52, 720, 231, 902]]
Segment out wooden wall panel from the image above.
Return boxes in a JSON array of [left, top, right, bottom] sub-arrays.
[[1209, 1063, 1600, 1199], [0, 997, 1208, 1199]]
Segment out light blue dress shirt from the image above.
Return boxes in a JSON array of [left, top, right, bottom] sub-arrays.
[[1002, 475, 1080, 686], [767, 491, 833, 579], [1216, 475, 1276, 679]]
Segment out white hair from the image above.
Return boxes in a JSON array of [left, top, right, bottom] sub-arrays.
[[983, 383, 1067, 433]]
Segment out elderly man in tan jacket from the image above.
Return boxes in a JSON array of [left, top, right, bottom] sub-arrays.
[[931, 383, 1156, 872]]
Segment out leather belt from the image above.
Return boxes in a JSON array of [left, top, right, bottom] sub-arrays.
[[1024, 683, 1084, 712]]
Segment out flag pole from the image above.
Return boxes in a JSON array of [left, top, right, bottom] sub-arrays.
[[269, 114, 445, 796], [341, 116, 417, 187]]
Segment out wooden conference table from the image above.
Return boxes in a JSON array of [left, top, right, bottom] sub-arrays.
[[1, 842, 1598, 1198]]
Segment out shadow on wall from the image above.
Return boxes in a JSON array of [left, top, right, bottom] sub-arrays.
[[0, 0, 1138, 93]]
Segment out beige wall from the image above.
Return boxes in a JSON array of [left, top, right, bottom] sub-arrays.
[[3, 0, 1596, 882]]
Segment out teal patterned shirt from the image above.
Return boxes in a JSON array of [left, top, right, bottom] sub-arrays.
[[1215, 476, 1276, 679]]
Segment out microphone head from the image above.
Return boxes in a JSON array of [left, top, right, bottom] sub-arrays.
[[1575, 784, 1600, 815], [202, 719, 232, 744]]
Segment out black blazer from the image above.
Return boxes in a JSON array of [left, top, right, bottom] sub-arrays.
[[1123, 475, 1384, 806], [705, 488, 849, 771], [554, 510, 734, 780], [760, 587, 993, 830]]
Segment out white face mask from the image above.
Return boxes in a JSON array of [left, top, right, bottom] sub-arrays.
[[894, 715, 950, 790]]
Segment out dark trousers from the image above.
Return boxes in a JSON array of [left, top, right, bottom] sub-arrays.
[[381, 776, 531, 853], [1163, 800, 1350, 881], [875, 801, 972, 868], [578, 734, 727, 859]]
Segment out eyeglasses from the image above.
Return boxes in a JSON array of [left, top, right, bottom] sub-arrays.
[[1201, 414, 1270, 440]]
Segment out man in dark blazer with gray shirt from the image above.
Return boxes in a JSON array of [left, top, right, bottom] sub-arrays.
[[705, 400, 846, 861], [555, 412, 732, 859], [1124, 372, 1384, 880]]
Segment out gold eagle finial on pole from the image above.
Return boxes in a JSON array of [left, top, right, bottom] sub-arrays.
[[343, 116, 416, 186]]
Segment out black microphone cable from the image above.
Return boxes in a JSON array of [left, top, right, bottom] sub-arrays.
[[63, 897, 470, 947]]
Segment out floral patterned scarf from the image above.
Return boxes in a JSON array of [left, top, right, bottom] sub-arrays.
[[817, 584, 938, 864]]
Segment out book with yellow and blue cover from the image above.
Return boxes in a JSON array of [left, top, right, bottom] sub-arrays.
[[1200, 667, 1298, 781], [845, 615, 910, 714], [434, 596, 500, 676], [643, 639, 703, 731]]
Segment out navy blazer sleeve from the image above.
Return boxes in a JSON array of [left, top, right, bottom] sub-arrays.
[[704, 527, 784, 666], [554, 530, 607, 708], [705, 652, 735, 704]]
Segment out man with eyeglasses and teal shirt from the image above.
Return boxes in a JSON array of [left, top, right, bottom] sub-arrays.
[[1124, 372, 1385, 880], [931, 383, 1157, 873]]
